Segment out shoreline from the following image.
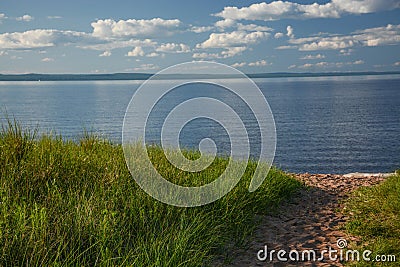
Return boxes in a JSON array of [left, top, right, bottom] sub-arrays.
[[290, 172, 396, 178]]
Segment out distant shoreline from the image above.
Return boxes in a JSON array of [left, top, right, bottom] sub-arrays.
[[1, 71, 400, 81]]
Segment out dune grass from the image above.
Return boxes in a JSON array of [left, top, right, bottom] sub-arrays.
[[0, 120, 301, 266], [344, 172, 400, 266]]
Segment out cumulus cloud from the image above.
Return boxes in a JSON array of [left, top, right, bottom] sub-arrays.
[[230, 60, 270, 67], [332, 0, 400, 14], [99, 51, 111, 57], [297, 60, 365, 69], [41, 57, 54, 62], [190, 26, 214, 33], [192, 48, 246, 59], [0, 51, 8, 56], [91, 18, 181, 38], [221, 46, 247, 57], [353, 60, 364, 65], [248, 59, 270, 66], [146, 52, 160, 57], [214, 0, 400, 22], [286, 25, 294, 38], [339, 49, 353, 56], [215, 19, 236, 28], [231, 62, 246, 67], [156, 43, 190, 53], [0, 29, 87, 49], [197, 31, 269, 49], [274, 32, 284, 39], [275, 45, 297, 50], [394, 61, 400, 66], [289, 24, 400, 51], [195, 30, 268, 58], [237, 23, 273, 32], [127, 47, 145, 57], [192, 52, 221, 59], [16, 14, 34, 22], [300, 54, 325, 60], [81, 38, 156, 51]]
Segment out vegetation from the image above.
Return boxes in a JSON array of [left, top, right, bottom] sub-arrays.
[[344, 172, 400, 266], [0, 120, 301, 266]]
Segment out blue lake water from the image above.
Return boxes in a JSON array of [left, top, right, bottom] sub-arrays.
[[1, 75, 399, 174]]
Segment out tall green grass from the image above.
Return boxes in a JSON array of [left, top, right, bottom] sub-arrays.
[[344, 172, 400, 266], [0, 121, 301, 266]]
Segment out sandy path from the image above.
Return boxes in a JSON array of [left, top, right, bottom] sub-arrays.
[[214, 173, 392, 267]]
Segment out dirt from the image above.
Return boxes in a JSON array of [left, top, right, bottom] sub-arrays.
[[214, 172, 393, 267]]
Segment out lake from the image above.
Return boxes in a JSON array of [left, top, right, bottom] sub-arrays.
[[1, 75, 399, 174]]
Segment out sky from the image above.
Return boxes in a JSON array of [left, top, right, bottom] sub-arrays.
[[0, 0, 400, 74]]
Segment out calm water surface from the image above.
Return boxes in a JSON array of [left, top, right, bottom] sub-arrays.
[[1, 75, 399, 173]]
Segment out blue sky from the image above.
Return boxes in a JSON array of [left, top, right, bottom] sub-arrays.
[[1, 0, 399, 73]]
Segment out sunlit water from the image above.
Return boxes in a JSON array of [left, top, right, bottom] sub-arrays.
[[1, 75, 399, 173]]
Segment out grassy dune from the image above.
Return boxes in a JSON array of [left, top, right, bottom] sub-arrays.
[[345, 172, 400, 266], [0, 121, 301, 266]]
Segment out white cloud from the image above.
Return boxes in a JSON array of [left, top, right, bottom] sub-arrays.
[[156, 43, 190, 53], [332, 0, 400, 14], [127, 47, 145, 57], [220, 46, 247, 57], [394, 61, 400, 66], [300, 54, 325, 60], [99, 51, 111, 57], [192, 52, 221, 59], [215, 19, 236, 28], [191, 26, 214, 33], [339, 49, 353, 56], [297, 60, 365, 69], [236, 23, 273, 32], [215, 19, 272, 33], [214, 1, 400, 22], [286, 25, 294, 38], [197, 31, 269, 49], [289, 24, 400, 51], [248, 59, 270, 66], [274, 32, 284, 39], [41, 57, 54, 62], [299, 63, 314, 69], [81, 38, 156, 51], [146, 52, 160, 57], [231, 62, 246, 67], [47, 16, 62, 19], [288, 64, 297, 69], [16, 14, 34, 22], [91, 18, 181, 38], [194, 30, 264, 59], [0, 51, 8, 56], [0, 29, 87, 49], [0, 13, 7, 22], [231, 60, 270, 67], [275, 45, 297, 50]]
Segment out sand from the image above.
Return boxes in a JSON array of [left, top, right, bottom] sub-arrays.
[[214, 172, 393, 266]]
